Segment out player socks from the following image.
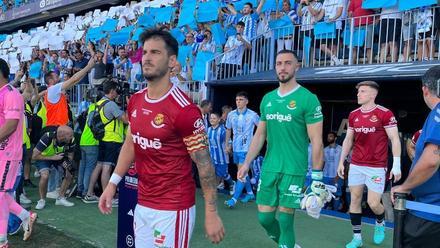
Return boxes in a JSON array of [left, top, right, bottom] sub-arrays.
[[232, 179, 246, 201], [224, 174, 234, 186], [0, 193, 8, 235], [244, 176, 254, 195], [4, 193, 24, 217], [257, 211, 280, 243], [350, 213, 362, 240], [278, 212, 295, 248], [375, 211, 385, 225]]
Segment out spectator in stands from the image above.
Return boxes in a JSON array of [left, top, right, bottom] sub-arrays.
[[275, 0, 301, 52], [44, 52, 61, 75], [218, 21, 251, 79], [317, 0, 344, 66], [220, 5, 238, 37], [32, 125, 76, 209], [416, 7, 435, 61], [59, 49, 73, 81], [198, 29, 216, 53], [298, 0, 323, 64], [128, 40, 143, 89], [170, 61, 192, 93], [113, 47, 132, 82], [228, 0, 266, 40], [92, 49, 108, 86], [83, 80, 128, 204], [400, 11, 417, 62], [348, 0, 376, 64], [29, 55, 43, 84], [43, 50, 95, 129], [183, 32, 199, 57], [379, 4, 402, 63], [72, 50, 90, 85], [195, 23, 208, 43]]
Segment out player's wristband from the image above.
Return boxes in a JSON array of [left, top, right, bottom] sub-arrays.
[[392, 157, 401, 169], [311, 170, 323, 181], [109, 173, 122, 186]]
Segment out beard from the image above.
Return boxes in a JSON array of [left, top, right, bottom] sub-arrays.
[[143, 63, 169, 82], [277, 72, 294, 84]]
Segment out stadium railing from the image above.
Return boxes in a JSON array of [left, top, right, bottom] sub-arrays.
[[207, 5, 440, 81]]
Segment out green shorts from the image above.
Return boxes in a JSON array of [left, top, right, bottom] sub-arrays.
[[256, 170, 305, 209]]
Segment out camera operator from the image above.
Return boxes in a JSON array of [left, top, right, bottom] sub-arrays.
[[83, 80, 128, 203], [32, 125, 76, 210]]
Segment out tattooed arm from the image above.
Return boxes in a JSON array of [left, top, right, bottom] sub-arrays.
[[391, 143, 440, 200], [190, 147, 225, 244]]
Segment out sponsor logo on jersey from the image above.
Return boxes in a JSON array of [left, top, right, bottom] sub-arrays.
[[266, 112, 292, 122], [276, 99, 285, 103], [355, 118, 359, 122], [131, 110, 137, 118], [132, 132, 162, 150], [287, 100, 296, 110], [194, 118, 204, 128], [151, 113, 165, 128], [127, 209, 134, 216], [266, 102, 272, 107], [354, 126, 376, 134], [370, 114, 378, 122], [371, 176, 382, 184], [314, 106, 323, 118], [142, 108, 152, 115]]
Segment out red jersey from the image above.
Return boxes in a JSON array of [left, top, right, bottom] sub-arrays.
[[411, 129, 422, 145], [348, 105, 397, 168], [348, 0, 375, 27], [127, 84, 207, 211]]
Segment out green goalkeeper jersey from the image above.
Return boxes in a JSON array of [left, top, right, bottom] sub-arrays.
[[260, 85, 323, 176]]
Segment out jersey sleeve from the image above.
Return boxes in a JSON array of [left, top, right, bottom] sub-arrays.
[[259, 95, 267, 121], [304, 94, 323, 124], [424, 108, 440, 146], [176, 104, 209, 153], [4, 90, 23, 120], [47, 83, 63, 104], [382, 110, 397, 129], [253, 112, 260, 126], [225, 112, 232, 129], [348, 112, 354, 130]]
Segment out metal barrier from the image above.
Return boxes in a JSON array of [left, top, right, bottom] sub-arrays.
[[208, 5, 440, 81]]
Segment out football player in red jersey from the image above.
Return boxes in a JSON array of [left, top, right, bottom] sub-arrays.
[[98, 29, 224, 247], [337, 81, 401, 248]]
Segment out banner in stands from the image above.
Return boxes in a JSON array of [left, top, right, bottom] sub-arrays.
[[0, 0, 80, 23], [117, 164, 138, 248]]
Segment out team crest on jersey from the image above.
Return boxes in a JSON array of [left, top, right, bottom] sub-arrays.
[[287, 100, 297, 110], [151, 113, 165, 128], [370, 115, 378, 123]]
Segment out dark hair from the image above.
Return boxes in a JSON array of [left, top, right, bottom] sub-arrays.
[[44, 71, 56, 84], [222, 105, 232, 112], [210, 112, 221, 118], [276, 49, 298, 61], [422, 65, 440, 97], [0, 58, 10, 80], [103, 80, 119, 94], [236, 91, 248, 99], [237, 21, 245, 27], [244, 2, 253, 8], [200, 99, 211, 108], [62, 49, 69, 55], [356, 81, 380, 91], [118, 46, 126, 51], [139, 28, 178, 57], [328, 131, 337, 137]]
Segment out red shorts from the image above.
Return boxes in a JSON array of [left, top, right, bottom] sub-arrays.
[[0, 160, 21, 192]]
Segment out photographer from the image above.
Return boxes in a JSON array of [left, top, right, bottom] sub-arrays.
[[83, 80, 128, 203], [32, 125, 76, 210]]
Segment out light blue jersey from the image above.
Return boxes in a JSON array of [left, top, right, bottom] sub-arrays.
[[226, 108, 259, 153], [323, 145, 342, 178], [208, 124, 229, 165], [239, 13, 259, 40], [251, 155, 264, 183]]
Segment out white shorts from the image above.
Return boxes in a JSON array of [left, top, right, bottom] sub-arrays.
[[348, 164, 386, 194], [134, 204, 196, 248]]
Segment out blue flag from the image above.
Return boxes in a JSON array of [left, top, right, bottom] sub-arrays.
[[362, 0, 397, 9], [29, 61, 42, 79], [150, 6, 175, 23], [120, 25, 135, 34], [343, 27, 366, 47], [101, 19, 118, 32], [210, 23, 226, 45], [170, 28, 185, 44], [262, 0, 283, 12], [86, 27, 105, 43], [193, 51, 215, 81], [177, 45, 193, 67], [314, 22, 336, 40], [197, 1, 220, 22], [399, 0, 436, 11], [0, 34, 6, 42], [269, 16, 293, 39], [303, 36, 311, 65], [233, 0, 257, 11], [138, 14, 155, 28], [132, 28, 146, 42], [177, 5, 196, 27], [109, 31, 130, 45]]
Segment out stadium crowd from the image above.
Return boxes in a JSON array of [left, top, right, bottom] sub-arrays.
[[0, 0, 439, 246]]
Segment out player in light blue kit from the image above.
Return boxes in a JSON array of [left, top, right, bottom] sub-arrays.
[[225, 91, 259, 208], [208, 112, 236, 195]]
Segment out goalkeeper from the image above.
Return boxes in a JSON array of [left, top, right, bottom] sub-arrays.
[[32, 125, 76, 210], [237, 50, 325, 248]]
